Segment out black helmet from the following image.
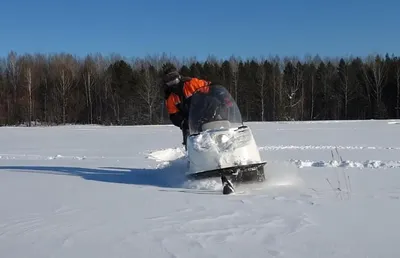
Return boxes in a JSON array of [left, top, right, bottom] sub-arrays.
[[162, 68, 181, 87]]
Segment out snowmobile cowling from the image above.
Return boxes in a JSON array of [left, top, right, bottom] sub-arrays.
[[185, 85, 266, 189]]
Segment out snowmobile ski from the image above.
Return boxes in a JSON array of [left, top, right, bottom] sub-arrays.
[[221, 175, 235, 194], [186, 162, 267, 183]]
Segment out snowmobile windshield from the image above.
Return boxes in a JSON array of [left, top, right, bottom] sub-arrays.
[[188, 85, 243, 135]]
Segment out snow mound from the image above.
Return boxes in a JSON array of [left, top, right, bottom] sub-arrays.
[[146, 148, 223, 191], [147, 147, 186, 162]]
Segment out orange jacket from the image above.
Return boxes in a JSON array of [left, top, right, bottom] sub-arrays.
[[165, 78, 211, 115]]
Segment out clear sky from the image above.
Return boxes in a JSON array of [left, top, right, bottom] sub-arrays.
[[1, 0, 399, 60]]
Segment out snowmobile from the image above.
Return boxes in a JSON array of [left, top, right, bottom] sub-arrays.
[[185, 84, 266, 194]]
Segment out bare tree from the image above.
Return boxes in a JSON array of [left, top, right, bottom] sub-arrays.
[[0, 58, 6, 123], [82, 55, 97, 124], [51, 54, 78, 124], [268, 55, 284, 120], [296, 61, 305, 119], [396, 58, 400, 118], [6, 52, 19, 103], [6, 51, 21, 122], [25, 62, 33, 126], [255, 59, 267, 121], [325, 61, 338, 119], [229, 56, 239, 101], [91, 53, 108, 123], [284, 58, 303, 120], [36, 54, 51, 123], [337, 58, 358, 118], [103, 65, 118, 123], [136, 61, 160, 124], [309, 64, 316, 120], [363, 55, 388, 117]]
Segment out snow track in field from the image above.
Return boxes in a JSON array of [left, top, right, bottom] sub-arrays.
[[290, 159, 400, 169], [0, 154, 89, 161], [259, 144, 400, 169], [146, 146, 400, 170], [259, 145, 400, 151]]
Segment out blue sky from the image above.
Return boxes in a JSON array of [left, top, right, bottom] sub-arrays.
[[1, 0, 399, 60]]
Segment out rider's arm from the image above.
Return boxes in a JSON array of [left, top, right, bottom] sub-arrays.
[[170, 113, 185, 128], [166, 94, 185, 128]]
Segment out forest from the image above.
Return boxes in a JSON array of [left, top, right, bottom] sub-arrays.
[[0, 51, 399, 126]]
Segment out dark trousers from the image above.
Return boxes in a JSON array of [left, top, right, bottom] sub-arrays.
[[182, 128, 189, 150]]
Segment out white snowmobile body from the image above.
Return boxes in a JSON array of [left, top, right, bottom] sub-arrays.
[[185, 85, 266, 183]]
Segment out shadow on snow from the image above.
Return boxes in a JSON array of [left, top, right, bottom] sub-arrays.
[[0, 158, 190, 189]]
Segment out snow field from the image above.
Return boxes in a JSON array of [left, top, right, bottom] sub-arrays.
[[0, 119, 400, 257]]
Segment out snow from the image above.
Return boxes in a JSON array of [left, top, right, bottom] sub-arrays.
[[1, 119, 400, 257]]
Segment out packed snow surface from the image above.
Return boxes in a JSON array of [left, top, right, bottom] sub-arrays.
[[1, 119, 400, 257]]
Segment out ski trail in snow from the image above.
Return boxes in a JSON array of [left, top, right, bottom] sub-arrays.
[[259, 145, 400, 151], [0, 154, 89, 160], [0, 153, 143, 161], [258, 145, 400, 169], [289, 159, 400, 169], [146, 146, 400, 175]]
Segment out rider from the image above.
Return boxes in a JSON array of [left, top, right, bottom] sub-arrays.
[[161, 67, 212, 148]]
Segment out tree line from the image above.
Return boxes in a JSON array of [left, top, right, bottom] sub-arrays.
[[0, 51, 399, 126]]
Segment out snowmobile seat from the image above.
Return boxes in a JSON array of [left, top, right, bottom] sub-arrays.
[[201, 120, 231, 131]]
